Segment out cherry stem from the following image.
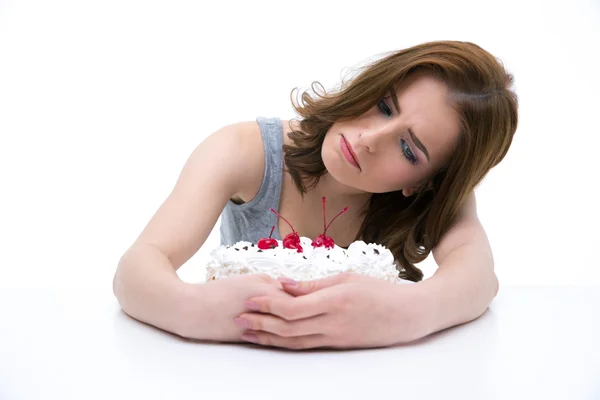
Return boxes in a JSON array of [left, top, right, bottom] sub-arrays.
[[268, 225, 275, 239], [325, 206, 349, 232], [322, 196, 327, 233], [270, 208, 296, 234]]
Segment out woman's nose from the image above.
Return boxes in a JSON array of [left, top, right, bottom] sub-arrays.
[[359, 129, 385, 153]]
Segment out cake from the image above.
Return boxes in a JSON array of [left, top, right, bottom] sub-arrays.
[[206, 197, 412, 284]]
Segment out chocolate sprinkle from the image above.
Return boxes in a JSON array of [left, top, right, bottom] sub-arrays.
[[258, 249, 263, 253], [251, 243, 255, 247], [362, 251, 366, 255], [302, 256, 307, 259], [327, 255, 330, 259], [235, 248, 239, 251], [373, 249, 380, 255], [243, 246, 248, 250]]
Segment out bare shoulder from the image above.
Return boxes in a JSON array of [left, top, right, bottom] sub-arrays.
[[179, 120, 264, 199], [432, 191, 486, 265], [128, 120, 265, 269], [217, 120, 265, 203], [226, 118, 295, 203]]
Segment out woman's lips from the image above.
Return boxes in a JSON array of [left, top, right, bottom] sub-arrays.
[[340, 136, 361, 170]]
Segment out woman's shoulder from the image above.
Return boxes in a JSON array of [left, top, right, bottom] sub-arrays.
[[226, 118, 293, 142], [211, 120, 263, 204], [225, 118, 295, 203]]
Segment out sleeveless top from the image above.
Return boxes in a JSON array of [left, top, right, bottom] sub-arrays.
[[218, 117, 403, 268], [219, 117, 285, 245]]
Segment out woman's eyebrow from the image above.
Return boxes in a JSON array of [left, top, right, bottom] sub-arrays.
[[389, 91, 400, 113], [389, 90, 430, 162], [408, 128, 430, 163]]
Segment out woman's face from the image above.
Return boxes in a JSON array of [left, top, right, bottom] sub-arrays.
[[322, 73, 462, 196]]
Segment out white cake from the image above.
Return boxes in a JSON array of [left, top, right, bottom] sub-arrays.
[[206, 236, 411, 284]]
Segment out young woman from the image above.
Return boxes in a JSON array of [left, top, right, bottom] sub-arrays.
[[113, 40, 518, 349]]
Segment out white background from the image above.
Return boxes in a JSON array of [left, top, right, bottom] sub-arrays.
[[0, 0, 598, 290]]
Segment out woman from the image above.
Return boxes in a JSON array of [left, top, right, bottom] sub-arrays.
[[113, 40, 518, 349]]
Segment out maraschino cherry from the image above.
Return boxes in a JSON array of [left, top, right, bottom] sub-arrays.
[[311, 196, 348, 249], [269, 208, 303, 252], [257, 226, 278, 250]]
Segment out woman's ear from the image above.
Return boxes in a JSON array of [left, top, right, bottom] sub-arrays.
[[402, 180, 434, 197], [402, 186, 418, 197]]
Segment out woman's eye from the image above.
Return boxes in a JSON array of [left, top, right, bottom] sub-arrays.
[[377, 99, 392, 117], [400, 139, 418, 166]]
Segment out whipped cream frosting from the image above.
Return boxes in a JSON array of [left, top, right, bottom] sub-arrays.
[[206, 237, 412, 284]]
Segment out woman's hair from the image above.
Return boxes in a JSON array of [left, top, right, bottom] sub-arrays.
[[283, 40, 519, 282]]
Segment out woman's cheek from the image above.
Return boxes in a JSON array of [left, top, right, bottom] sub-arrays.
[[376, 164, 408, 191]]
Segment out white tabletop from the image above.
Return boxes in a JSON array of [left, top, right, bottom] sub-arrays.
[[1, 285, 598, 400]]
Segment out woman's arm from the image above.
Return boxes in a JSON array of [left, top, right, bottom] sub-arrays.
[[114, 243, 293, 341], [113, 122, 269, 339], [421, 191, 498, 334], [113, 243, 198, 336], [230, 191, 497, 349]]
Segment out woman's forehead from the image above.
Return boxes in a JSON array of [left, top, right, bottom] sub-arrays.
[[394, 75, 461, 167]]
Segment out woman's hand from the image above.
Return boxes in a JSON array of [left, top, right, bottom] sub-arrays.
[[177, 274, 293, 342], [235, 273, 433, 349]]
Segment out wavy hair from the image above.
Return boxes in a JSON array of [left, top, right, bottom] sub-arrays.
[[283, 41, 519, 282]]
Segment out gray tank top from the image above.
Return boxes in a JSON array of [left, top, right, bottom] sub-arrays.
[[219, 116, 285, 245]]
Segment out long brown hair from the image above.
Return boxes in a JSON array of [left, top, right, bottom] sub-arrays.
[[283, 41, 519, 282]]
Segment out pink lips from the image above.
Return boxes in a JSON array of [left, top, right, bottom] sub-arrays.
[[340, 136, 360, 170]]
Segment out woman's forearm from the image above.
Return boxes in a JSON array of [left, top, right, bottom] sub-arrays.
[[420, 243, 498, 335], [113, 243, 196, 336]]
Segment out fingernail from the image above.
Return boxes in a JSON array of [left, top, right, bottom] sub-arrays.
[[242, 333, 258, 343], [234, 318, 250, 329], [244, 301, 260, 311], [278, 277, 298, 286]]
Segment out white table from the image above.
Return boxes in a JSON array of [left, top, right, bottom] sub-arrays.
[[1, 286, 598, 400]]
